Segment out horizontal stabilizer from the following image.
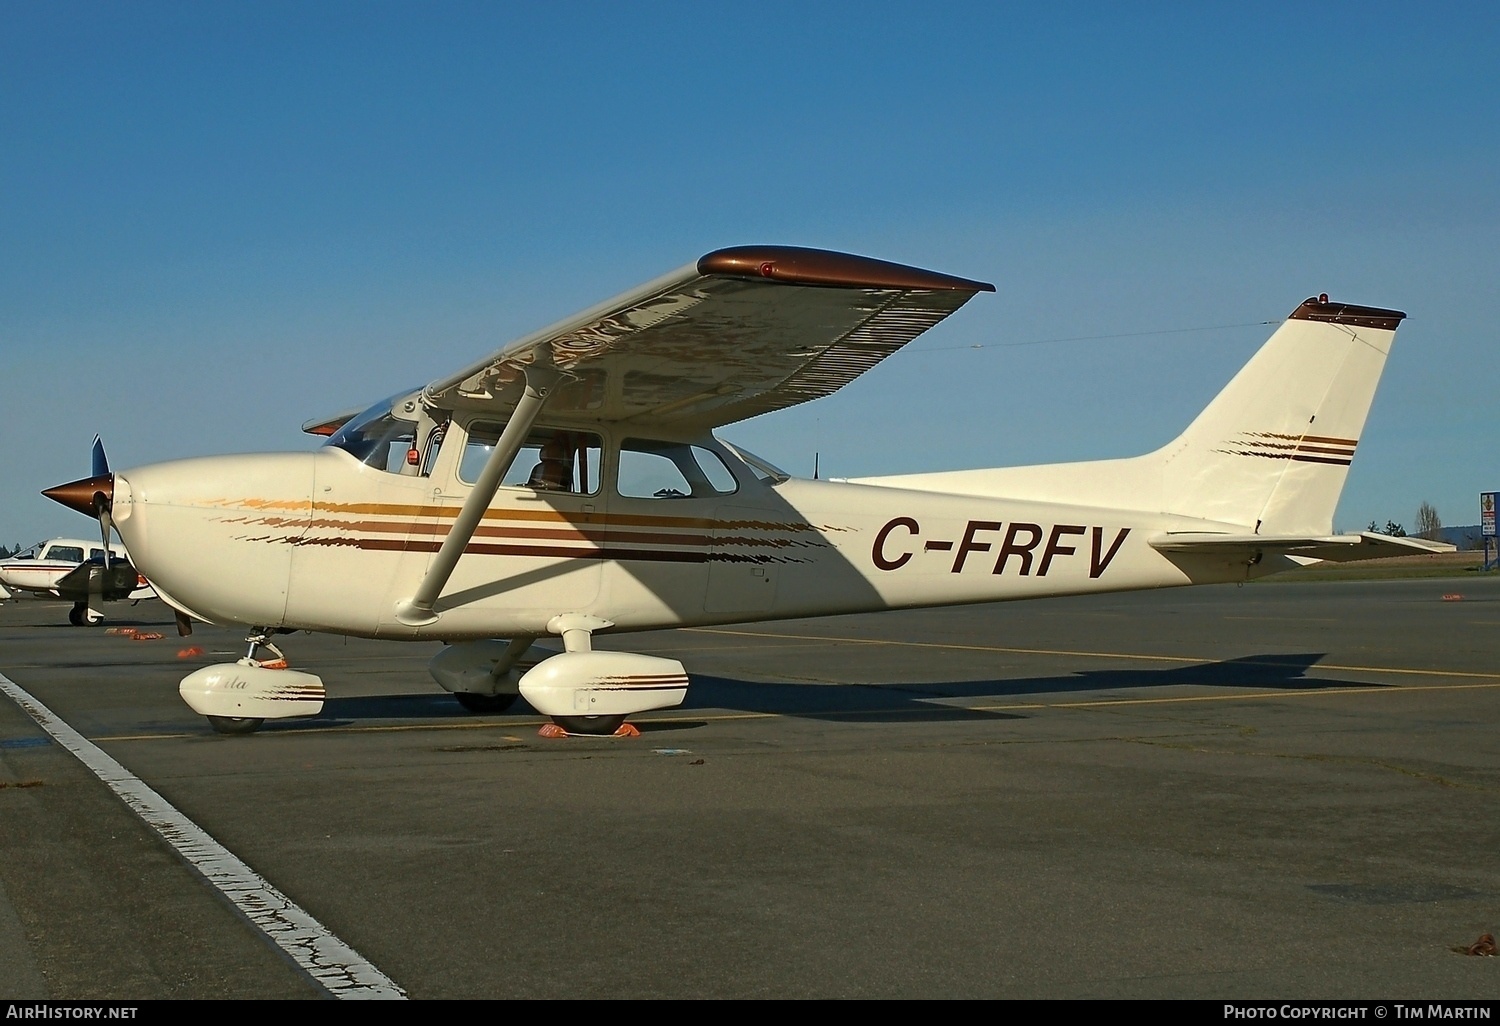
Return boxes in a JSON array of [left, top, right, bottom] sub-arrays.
[[1150, 531, 1456, 563]]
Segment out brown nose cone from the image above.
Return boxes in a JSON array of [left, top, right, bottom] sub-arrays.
[[42, 474, 114, 517]]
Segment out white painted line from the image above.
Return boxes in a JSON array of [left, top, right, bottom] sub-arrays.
[[0, 673, 405, 1000]]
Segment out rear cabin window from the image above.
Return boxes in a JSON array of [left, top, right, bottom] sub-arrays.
[[617, 440, 738, 499]]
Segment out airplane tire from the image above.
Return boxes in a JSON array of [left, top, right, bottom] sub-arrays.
[[207, 716, 264, 735], [553, 715, 627, 736], [454, 692, 519, 714], [68, 605, 85, 626]]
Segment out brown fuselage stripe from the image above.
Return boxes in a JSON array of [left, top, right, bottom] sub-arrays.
[[295, 521, 808, 548], [1237, 442, 1355, 456], [236, 520, 817, 553], [1226, 451, 1352, 466], [288, 537, 745, 563], [1245, 432, 1358, 446]]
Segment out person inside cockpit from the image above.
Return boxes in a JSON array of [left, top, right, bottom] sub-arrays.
[[527, 438, 573, 492]]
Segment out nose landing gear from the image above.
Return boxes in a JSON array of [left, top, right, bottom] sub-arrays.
[[178, 627, 324, 735]]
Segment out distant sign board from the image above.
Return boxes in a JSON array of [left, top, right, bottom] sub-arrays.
[[1483, 492, 1497, 537]]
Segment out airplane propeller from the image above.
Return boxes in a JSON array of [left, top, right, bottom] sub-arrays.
[[91, 434, 109, 479], [89, 436, 114, 556], [42, 434, 118, 558]]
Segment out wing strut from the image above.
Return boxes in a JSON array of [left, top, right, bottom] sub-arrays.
[[394, 367, 562, 627]]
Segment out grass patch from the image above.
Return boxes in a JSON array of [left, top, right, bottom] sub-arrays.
[[1259, 551, 1496, 582]]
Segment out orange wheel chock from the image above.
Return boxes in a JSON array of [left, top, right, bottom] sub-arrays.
[[536, 721, 642, 739]]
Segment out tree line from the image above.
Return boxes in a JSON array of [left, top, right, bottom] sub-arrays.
[[1367, 502, 1448, 542]]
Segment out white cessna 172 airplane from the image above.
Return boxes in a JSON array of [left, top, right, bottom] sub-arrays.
[[43, 246, 1449, 735]]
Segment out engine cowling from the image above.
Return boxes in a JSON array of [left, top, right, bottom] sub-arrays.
[[518, 651, 688, 719]]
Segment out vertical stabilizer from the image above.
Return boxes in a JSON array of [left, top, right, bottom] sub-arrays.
[[1157, 297, 1404, 534], [850, 296, 1405, 533]]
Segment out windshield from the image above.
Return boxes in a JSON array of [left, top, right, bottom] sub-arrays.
[[325, 391, 421, 470]]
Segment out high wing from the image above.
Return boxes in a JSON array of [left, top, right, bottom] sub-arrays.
[[420, 246, 994, 429], [1150, 531, 1455, 563]]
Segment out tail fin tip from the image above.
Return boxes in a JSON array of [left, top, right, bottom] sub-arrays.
[[1288, 297, 1405, 331]]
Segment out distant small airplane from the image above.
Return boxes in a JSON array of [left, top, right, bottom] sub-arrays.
[[42, 246, 1452, 735], [0, 536, 155, 624]]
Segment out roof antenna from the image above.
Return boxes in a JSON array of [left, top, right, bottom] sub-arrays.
[[813, 452, 820, 480]]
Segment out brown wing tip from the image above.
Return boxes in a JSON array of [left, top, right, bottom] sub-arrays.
[[42, 474, 113, 517], [698, 246, 995, 293], [1290, 295, 1406, 330]]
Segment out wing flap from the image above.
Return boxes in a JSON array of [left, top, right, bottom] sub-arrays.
[[1150, 531, 1456, 563], [422, 246, 993, 429]]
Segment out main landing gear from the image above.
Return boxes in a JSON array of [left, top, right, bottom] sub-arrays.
[[453, 692, 519, 714], [432, 615, 690, 738], [68, 601, 103, 626], [549, 715, 629, 736]]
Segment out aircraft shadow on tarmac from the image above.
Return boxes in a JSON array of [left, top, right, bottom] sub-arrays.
[[300, 652, 1383, 731]]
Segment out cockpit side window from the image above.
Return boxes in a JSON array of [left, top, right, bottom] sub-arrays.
[[460, 424, 602, 496], [46, 545, 84, 562], [617, 439, 739, 499]]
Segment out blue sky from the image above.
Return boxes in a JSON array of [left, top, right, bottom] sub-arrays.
[[3, 2, 1496, 545]]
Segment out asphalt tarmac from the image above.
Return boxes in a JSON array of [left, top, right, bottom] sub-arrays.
[[1, 577, 1498, 1000]]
